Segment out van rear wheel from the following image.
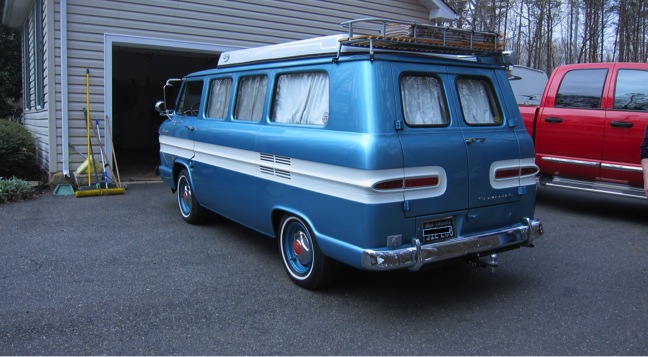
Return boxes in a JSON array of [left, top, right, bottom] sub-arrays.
[[279, 214, 338, 289], [176, 169, 206, 224]]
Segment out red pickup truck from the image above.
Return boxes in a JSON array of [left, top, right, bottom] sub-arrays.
[[514, 63, 648, 199]]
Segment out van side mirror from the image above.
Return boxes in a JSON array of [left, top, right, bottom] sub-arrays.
[[155, 78, 181, 117], [163, 83, 176, 111], [155, 100, 167, 115]]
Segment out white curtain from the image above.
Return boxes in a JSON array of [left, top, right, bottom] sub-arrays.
[[401, 76, 448, 125], [272, 73, 329, 125], [235, 76, 268, 121], [457, 79, 497, 124], [206, 78, 232, 118]]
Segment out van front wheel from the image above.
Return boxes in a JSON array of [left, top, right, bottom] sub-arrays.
[[279, 215, 338, 289], [176, 169, 206, 224]]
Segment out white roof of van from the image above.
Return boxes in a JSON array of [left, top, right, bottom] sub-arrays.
[[218, 35, 357, 67], [216, 19, 507, 67]]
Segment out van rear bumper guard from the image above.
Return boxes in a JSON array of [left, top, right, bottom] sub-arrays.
[[360, 218, 543, 271]]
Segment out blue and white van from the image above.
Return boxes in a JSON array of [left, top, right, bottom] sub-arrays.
[[155, 18, 544, 289]]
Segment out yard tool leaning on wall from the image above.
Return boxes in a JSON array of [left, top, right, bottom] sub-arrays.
[[75, 69, 125, 197]]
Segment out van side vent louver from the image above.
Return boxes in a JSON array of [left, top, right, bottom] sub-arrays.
[[274, 169, 291, 179], [260, 166, 292, 180], [260, 153, 291, 165], [274, 156, 291, 165]]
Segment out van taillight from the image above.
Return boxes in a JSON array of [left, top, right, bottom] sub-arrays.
[[495, 168, 519, 179], [495, 166, 539, 179], [405, 176, 439, 188], [373, 176, 439, 190], [520, 167, 539, 176]]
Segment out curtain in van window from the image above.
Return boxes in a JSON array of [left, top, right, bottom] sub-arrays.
[[401, 76, 448, 125], [272, 73, 329, 125], [235, 76, 268, 121], [270, 73, 329, 125], [206, 78, 232, 118], [457, 79, 500, 125]]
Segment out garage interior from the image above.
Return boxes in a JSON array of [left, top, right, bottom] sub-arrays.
[[111, 47, 219, 182]]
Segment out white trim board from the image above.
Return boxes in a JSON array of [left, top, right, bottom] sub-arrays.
[[101, 33, 245, 166]]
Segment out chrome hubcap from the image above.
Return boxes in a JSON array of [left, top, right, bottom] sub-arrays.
[[293, 230, 311, 266]]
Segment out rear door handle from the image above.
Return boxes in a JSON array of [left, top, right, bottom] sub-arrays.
[[185, 126, 195, 131], [544, 117, 563, 123], [610, 121, 633, 128]]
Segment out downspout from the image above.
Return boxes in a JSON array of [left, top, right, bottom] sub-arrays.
[[60, 0, 69, 176]]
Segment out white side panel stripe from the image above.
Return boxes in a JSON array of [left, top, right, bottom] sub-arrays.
[[160, 135, 449, 204]]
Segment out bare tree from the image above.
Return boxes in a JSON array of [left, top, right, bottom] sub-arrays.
[[445, 0, 647, 69]]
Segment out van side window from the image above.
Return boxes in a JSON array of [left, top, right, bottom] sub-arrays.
[[177, 80, 203, 117], [614, 69, 648, 111], [555, 69, 607, 109], [400, 75, 449, 126], [457, 78, 502, 125], [271, 73, 329, 126], [206, 78, 232, 118], [235, 75, 268, 121]]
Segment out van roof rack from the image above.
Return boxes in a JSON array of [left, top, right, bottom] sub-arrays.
[[217, 18, 507, 67], [338, 18, 504, 58]]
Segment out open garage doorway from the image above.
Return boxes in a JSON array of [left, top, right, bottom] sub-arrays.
[[111, 47, 218, 182]]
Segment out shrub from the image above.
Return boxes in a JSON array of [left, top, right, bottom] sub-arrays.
[[0, 119, 39, 179], [0, 176, 33, 203]]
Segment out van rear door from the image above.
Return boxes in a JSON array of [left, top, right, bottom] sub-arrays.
[[390, 63, 469, 218], [448, 67, 523, 210]]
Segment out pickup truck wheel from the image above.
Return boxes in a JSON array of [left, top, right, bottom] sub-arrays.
[[176, 169, 206, 224], [279, 215, 338, 289]]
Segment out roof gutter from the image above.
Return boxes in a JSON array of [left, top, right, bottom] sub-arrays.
[[1, 0, 33, 27]]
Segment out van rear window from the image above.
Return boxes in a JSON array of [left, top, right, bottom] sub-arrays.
[[400, 75, 449, 126], [235, 75, 268, 121], [206, 78, 232, 119], [457, 78, 502, 125], [271, 73, 329, 126]]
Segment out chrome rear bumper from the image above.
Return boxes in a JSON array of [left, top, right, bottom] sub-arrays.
[[360, 218, 543, 271]]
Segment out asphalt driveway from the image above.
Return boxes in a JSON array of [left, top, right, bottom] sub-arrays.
[[2, 182, 648, 355]]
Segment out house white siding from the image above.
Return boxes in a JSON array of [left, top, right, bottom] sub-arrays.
[[21, 0, 50, 173], [24, 0, 435, 176]]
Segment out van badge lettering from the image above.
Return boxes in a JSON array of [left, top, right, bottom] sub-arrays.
[[478, 193, 513, 201]]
